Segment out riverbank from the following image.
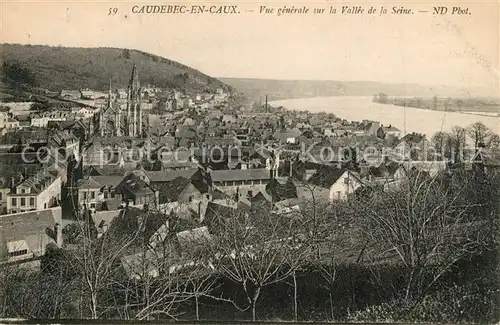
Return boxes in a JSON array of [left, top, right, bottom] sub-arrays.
[[270, 96, 500, 138]]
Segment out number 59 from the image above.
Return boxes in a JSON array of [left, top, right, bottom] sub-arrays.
[[108, 7, 118, 15]]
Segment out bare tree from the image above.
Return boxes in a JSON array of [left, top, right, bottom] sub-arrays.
[[207, 204, 311, 321], [450, 126, 467, 163], [486, 133, 500, 149], [113, 220, 220, 321], [431, 131, 450, 158], [467, 122, 492, 148], [67, 210, 142, 319], [352, 169, 490, 303]]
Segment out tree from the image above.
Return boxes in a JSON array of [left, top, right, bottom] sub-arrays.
[[67, 211, 141, 319], [207, 204, 311, 321], [431, 131, 450, 158], [487, 133, 500, 149], [449, 126, 467, 163], [352, 170, 490, 303], [467, 122, 491, 148]]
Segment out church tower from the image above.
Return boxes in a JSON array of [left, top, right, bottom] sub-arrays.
[[126, 64, 142, 137]]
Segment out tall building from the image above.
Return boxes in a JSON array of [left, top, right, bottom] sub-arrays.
[[98, 64, 145, 138]]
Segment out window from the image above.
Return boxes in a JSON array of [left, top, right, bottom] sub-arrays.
[[188, 196, 193, 202], [337, 191, 341, 200], [20, 198, 25, 206], [9, 249, 28, 257], [0, 193, 2, 200], [83, 192, 87, 199], [91, 191, 95, 199], [104, 191, 108, 199], [21, 189, 25, 194], [11, 198, 16, 206], [30, 198, 35, 206]]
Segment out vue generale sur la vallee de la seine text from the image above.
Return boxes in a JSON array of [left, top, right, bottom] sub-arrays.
[[110, 4, 472, 16]]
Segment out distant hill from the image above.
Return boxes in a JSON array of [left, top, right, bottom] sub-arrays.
[[220, 77, 495, 100], [0, 44, 233, 94]]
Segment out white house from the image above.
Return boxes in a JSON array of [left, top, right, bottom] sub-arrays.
[[328, 170, 364, 201], [75, 107, 96, 119], [307, 167, 364, 202], [0, 112, 20, 130], [7, 170, 62, 214]]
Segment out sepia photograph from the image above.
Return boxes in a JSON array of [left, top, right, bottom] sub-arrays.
[[0, 0, 499, 323]]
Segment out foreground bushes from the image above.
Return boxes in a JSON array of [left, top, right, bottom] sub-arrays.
[[350, 281, 500, 323], [1, 255, 498, 323]]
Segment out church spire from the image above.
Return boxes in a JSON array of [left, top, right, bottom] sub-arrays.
[[127, 63, 141, 137], [129, 63, 140, 93], [107, 78, 112, 107]]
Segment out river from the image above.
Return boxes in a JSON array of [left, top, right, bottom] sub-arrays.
[[270, 96, 500, 138]]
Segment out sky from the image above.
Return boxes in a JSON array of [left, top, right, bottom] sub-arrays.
[[1, 0, 499, 95]]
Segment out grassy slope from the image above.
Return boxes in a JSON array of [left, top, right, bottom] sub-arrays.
[[0, 44, 232, 94]]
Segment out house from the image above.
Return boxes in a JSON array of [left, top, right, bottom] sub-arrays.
[[0, 207, 63, 266], [31, 111, 67, 128], [156, 176, 208, 205], [7, 169, 62, 214], [265, 177, 298, 202], [146, 168, 202, 188], [307, 166, 364, 202], [395, 133, 431, 160], [222, 114, 237, 124], [155, 150, 198, 171], [210, 168, 272, 195], [49, 131, 80, 159], [353, 121, 380, 137], [60, 90, 82, 100], [273, 128, 302, 144], [75, 107, 96, 119], [117, 172, 159, 207], [91, 209, 122, 238], [469, 148, 500, 174], [73, 175, 123, 210], [395, 161, 448, 179], [7, 102, 34, 117], [379, 124, 401, 138], [80, 89, 107, 100], [0, 112, 20, 130], [74, 176, 103, 210]]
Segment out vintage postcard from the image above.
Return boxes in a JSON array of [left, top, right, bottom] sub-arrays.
[[0, 0, 499, 323]]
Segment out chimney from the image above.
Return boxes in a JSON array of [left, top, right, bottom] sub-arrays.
[[54, 223, 63, 247]]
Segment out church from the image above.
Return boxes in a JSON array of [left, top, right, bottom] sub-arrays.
[[97, 64, 146, 138]]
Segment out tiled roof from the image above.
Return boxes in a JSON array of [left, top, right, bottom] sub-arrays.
[[308, 166, 349, 188], [92, 175, 124, 188], [0, 208, 61, 261], [14, 170, 59, 194], [157, 177, 194, 204], [400, 133, 425, 144], [147, 168, 200, 183], [210, 168, 270, 182], [77, 176, 103, 189]]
